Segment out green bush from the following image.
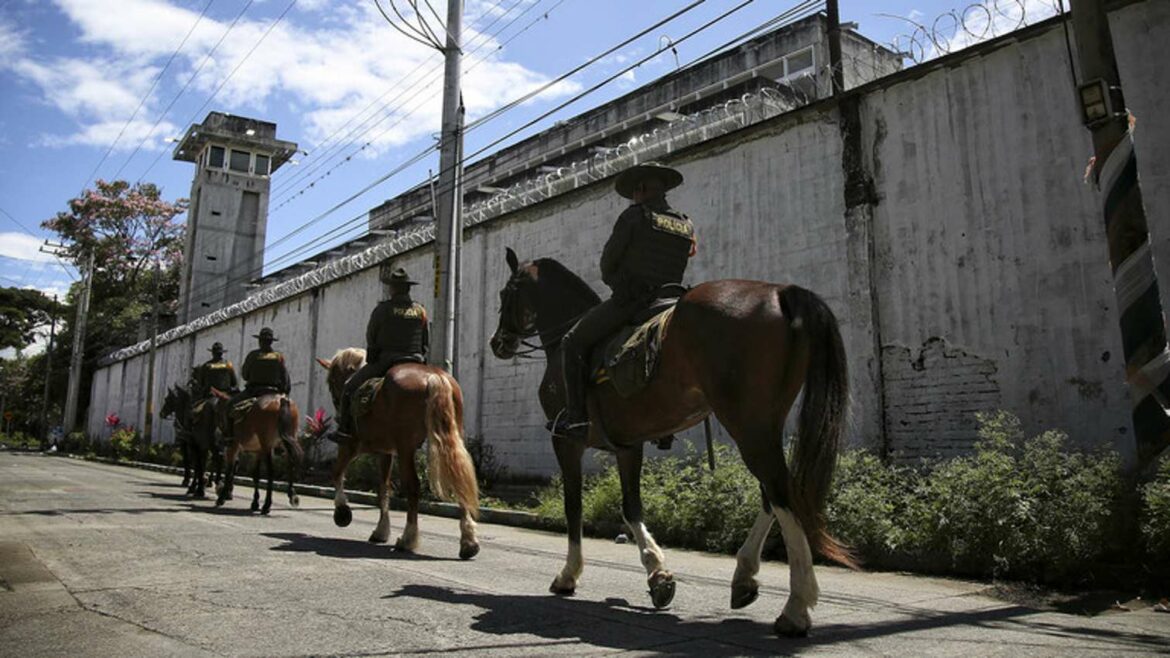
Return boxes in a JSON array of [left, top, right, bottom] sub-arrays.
[[0, 431, 40, 449], [59, 432, 90, 454], [532, 411, 1128, 584], [109, 427, 139, 461], [897, 414, 1122, 580], [1141, 455, 1170, 563]]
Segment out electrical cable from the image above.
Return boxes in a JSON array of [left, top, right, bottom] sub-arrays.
[[268, 0, 538, 205], [77, 0, 216, 194], [136, 0, 299, 184], [111, 0, 256, 182], [179, 0, 803, 306], [179, 0, 817, 306]]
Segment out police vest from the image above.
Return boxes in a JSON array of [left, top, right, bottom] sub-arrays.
[[619, 207, 694, 293], [201, 360, 235, 392], [245, 350, 286, 387], [374, 301, 427, 357]]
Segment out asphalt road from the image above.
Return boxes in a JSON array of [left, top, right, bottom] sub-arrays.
[[1, 453, 1167, 657]]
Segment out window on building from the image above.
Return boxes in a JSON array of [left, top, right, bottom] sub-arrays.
[[229, 149, 251, 173], [783, 47, 815, 79], [208, 145, 226, 169], [254, 153, 270, 176]]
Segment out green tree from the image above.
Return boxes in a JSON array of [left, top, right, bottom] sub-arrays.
[[40, 180, 188, 427], [0, 287, 63, 352]]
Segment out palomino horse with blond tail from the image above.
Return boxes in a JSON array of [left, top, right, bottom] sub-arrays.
[[316, 349, 480, 559], [209, 389, 303, 514], [490, 248, 856, 637]]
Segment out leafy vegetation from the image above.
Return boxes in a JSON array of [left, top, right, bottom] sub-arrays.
[[533, 412, 1138, 585], [1140, 455, 1170, 565]]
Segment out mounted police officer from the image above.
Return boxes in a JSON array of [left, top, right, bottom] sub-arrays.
[[555, 162, 696, 438], [225, 327, 291, 438], [193, 342, 238, 400], [333, 268, 429, 442]]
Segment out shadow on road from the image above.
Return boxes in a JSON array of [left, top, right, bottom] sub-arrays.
[[263, 532, 465, 562], [383, 584, 1170, 656]]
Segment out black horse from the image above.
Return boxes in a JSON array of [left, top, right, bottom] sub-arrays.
[[161, 384, 224, 499]]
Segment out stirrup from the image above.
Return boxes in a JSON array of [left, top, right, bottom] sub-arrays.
[[548, 410, 589, 440]]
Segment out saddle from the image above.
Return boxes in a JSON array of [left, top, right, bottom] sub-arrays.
[[229, 388, 282, 424], [590, 284, 685, 398], [349, 356, 425, 420]]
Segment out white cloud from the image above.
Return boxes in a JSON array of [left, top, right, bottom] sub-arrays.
[[904, 0, 1062, 61], [0, 233, 59, 263], [15, 0, 580, 158]]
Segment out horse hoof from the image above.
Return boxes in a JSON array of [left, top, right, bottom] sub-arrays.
[[193, 492, 208, 501], [369, 534, 388, 544], [459, 543, 480, 560], [648, 571, 676, 609], [215, 498, 225, 508], [773, 614, 810, 638], [730, 583, 759, 610], [250, 502, 260, 513], [261, 506, 271, 516], [549, 580, 575, 596], [334, 505, 353, 527], [289, 494, 300, 508]]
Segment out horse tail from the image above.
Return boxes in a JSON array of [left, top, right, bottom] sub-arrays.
[[778, 285, 858, 570], [277, 397, 303, 467], [423, 372, 479, 519]]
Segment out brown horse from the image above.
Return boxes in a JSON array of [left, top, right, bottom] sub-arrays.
[[489, 248, 855, 637], [316, 349, 480, 559], [210, 389, 303, 514]]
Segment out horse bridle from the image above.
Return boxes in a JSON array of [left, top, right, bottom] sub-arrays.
[[496, 277, 582, 358]]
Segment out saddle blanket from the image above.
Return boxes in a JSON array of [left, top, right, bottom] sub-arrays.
[[353, 377, 384, 420], [230, 398, 257, 424], [592, 305, 675, 398]]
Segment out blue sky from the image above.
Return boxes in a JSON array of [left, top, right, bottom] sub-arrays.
[[0, 0, 1061, 309]]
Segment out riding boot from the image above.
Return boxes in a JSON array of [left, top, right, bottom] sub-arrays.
[[553, 351, 591, 439], [329, 397, 354, 444]]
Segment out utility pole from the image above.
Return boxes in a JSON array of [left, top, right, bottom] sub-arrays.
[[63, 250, 94, 434], [143, 261, 161, 445], [376, 0, 463, 374], [432, 0, 464, 375], [1070, 0, 1169, 467], [40, 296, 57, 447]]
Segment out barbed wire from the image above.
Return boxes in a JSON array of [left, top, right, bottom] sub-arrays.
[[96, 82, 816, 365], [885, 0, 1066, 64]]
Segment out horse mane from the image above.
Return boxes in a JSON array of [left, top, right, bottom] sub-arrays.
[[331, 347, 367, 375], [533, 258, 601, 305]]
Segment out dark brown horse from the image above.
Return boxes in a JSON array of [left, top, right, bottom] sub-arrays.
[[489, 248, 854, 637], [317, 349, 480, 559], [160, 384, 224, 498], [210, 389, 303, 514]]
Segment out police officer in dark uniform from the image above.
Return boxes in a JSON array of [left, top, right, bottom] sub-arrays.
[[333, 268, 429, 441], [225, 327, 291, 438], [193, 342, 238, 399], [556, 162, 696, 438]]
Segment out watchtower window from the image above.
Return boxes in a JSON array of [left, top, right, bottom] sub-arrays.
[[229, 149, 251, 173], [254, 154, 270, 176], [782, 47, 815, 79], [208, 145, 225, 168]]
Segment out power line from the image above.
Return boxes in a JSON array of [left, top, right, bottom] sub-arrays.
[[0, 205, 77, 282], [111, 0, 256, 182], [178, 0, 803, 306], [136, 0, 298, 184], [267, 0, 540, 207], [267, 0, 528, 199], [77, 0, 216, 194]]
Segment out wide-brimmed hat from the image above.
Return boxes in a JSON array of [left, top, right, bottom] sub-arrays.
[[388, 267, 419, 287], [208, 342, 226, 353], [253, 327, 278, 341], [614, 162, 683, 199]]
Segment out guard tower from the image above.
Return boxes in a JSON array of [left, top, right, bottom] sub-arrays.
[[172, 112, 297, 322]]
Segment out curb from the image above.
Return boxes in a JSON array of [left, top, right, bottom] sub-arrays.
[[53, 453, 551, 530]]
